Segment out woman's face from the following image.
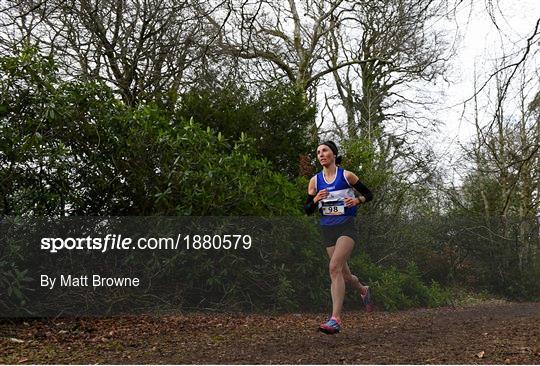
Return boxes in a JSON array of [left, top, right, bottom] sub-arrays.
[[317, 144, 335, 166]]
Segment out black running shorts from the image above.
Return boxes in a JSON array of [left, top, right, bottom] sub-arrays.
[[321, 219, 358, 247]]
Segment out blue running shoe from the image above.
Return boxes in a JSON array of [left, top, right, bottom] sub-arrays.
[[361, 286, 374, 312], [318, 317, 341, 335]]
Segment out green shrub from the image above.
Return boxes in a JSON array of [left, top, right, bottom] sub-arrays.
[[349, 253, 451, 311], [176, 82, 318, 178]]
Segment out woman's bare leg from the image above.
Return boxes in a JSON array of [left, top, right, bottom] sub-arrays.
[[326, 243, 368, 301], [326, 235, 355, 319]]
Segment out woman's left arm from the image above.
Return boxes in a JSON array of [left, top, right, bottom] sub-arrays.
[[344, 170, 373, 205]]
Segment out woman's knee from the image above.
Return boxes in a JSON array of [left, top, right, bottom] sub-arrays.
[[343, 273, 357, 284], [328, 261, 344, 278]]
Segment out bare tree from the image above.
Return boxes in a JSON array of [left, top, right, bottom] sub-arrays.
[[457, 0, 540, 171], [195, 0, 392, 96], [311, 0, 451, 218], [326, 0, 450, 139], [467, 65, 540, 271], [0, 0, 205, 106]]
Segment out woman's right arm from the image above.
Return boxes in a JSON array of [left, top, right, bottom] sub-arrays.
[[304, 177, 318, 215]]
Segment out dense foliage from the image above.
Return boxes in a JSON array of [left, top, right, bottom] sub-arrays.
[[176, 82, 318, 178], [1, 48, 537, 317]]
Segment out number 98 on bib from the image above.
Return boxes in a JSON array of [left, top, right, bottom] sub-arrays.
[[321, 200, 345, 215]]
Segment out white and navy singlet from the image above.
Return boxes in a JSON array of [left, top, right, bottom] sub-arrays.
[[315, 167, 357, 226]]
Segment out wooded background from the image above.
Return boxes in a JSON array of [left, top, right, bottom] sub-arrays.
[[1, 0, 539, 314]]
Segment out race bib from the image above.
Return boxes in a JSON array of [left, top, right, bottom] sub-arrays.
[[321, 200, 345, 215]]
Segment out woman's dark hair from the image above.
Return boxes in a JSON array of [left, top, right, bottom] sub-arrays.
[[320, 141, 342, 164]]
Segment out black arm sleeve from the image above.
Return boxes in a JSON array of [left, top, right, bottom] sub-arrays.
[[352, 180, 373, 203], [304, 194, 317, 215]]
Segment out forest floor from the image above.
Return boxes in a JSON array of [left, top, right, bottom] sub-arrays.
[[1, 300, 539, 364]]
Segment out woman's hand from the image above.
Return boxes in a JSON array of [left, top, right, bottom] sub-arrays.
[[344, 196, 362, 207], [314, 189, 329, 203]]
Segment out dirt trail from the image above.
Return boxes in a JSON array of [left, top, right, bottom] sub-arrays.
[[1, 301, 539, 364]]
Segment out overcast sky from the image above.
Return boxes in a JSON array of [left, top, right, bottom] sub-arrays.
[[436, 1, 539, 180]]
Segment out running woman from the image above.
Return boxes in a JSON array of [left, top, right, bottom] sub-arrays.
[[304, 141, 374, 335]]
